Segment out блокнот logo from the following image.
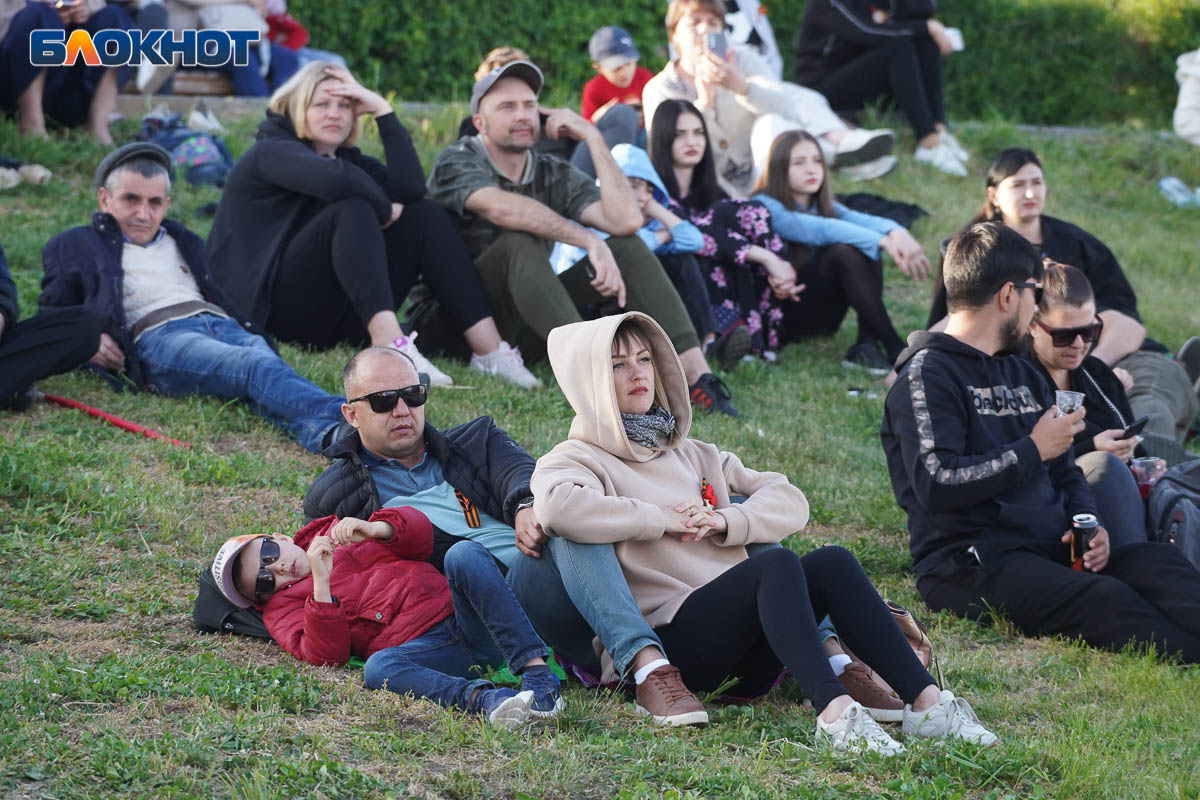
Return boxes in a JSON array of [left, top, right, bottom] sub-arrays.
[[30, 29, 260, 67]]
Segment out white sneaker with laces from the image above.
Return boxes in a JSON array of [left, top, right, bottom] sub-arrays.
[[914, 142, 967, 176], [839, 155, 898, 182], [390, 331, 453, 386], [815, 701, 906, 756], [469, 341, 541, 389], [902, 690, 997, 746], [940, 130, 969, 162]]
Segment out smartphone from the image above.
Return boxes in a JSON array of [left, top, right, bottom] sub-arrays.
[[704, 31, 728, 59], [1119, 415, 1150, 440]]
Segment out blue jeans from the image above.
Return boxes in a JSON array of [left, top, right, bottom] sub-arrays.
[[362, 541, 547, 709], [135, 314, 344, 453], [507, 536, 663, 676]]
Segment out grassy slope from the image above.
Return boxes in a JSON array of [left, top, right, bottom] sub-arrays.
[[0, 109, 1198, 800]]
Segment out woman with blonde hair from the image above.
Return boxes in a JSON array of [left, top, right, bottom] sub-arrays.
[[533, 311, 997, 753], [207, 61, 538, 388]]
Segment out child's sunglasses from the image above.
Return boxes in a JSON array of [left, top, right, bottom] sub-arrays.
[[254, 538, 281, 603]]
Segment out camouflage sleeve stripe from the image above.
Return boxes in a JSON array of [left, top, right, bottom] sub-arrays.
[[908, 349, 1019, 485]]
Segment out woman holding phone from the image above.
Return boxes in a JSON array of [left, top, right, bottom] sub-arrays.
[[1025, 262, 1154, 547]]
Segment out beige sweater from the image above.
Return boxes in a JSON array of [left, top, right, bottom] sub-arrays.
[[532, 312, 809, 627]]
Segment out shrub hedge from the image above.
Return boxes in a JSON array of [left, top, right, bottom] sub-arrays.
[[289, 0, 1200, 126]]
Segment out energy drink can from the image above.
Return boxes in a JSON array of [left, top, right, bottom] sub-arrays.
[[1071, 513, 1098, 571]]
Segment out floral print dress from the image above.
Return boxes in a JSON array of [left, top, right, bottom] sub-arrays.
[[678, 195, 788, 352]]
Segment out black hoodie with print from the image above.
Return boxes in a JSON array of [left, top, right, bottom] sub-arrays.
[[881, 331, 1098, 579]]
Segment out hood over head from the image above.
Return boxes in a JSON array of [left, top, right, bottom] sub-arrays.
[[547, 312, 691, 462], [611, 144, 669, 204]]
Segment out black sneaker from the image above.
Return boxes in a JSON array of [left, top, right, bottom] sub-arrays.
[[0, 385, 40, 412], [705, 325, 751, 372], [689, 373, 739, 417], [842, 341, 892, 376]]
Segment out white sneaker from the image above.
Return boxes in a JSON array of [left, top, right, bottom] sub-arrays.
[[940, 130, 969, 162], [390, 331, 453, 386], [832, 128, 895, 167], [469, 341, 541, 389], [839, 155, 898, 182], [902, 689, 997, 746], [815, 701, 906, 756], [914, 142, 967, 176]]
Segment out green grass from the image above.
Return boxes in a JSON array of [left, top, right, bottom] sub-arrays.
[[1, 107, 1199, 799]]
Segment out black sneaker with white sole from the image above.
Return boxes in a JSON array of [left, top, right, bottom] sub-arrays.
[[841, 341, 892, 376]]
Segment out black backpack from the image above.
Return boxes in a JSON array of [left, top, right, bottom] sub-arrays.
[[1147, 460, 1200, 570], [192, 569, 272, 640]]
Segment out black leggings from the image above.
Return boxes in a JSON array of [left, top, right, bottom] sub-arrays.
[[782, 243, 905, 361], [657, 252, 718, 339], [813, 37, 944, 139], [267, 196, 493, 349], [655, 547, 935, 714]]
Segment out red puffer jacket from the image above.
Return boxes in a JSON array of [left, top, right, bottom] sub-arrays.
[[262, 507, 454, 666]]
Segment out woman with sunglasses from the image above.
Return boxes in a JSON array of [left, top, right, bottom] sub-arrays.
[[210, 506, 564, 730], [926, 148, 1198, 465], [1025, 263, 1152, 548]]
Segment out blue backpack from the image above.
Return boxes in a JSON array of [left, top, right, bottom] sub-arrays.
[[139, 114, 234, 187], [1147, 460, 1200, 569]]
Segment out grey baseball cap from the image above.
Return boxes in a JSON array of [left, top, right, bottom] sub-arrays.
[[469, 60, 544, 115], [589, 26, 639, 70], [93, 142, 173, 190]]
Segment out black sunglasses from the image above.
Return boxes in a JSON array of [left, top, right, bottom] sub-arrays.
[[1032, 317, 1104, 347], [1012, 280, 1044, 305], [348, 384, 428, 413], [254, 537, 281, 603]]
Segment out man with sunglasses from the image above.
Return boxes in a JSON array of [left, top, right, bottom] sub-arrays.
[[210, 507, 563, 728], [882, 223, 1200, 662], [305, 346, 713, 724]]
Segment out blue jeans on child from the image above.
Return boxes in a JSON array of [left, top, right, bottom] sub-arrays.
[[362, 541, 548, 709], [135, 313, 344, 453]]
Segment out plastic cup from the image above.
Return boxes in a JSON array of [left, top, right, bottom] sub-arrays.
[[1130, 456, 1166, 499], [1054, 390, 1085, 416]]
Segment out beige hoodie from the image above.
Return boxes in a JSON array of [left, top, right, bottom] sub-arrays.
[[532, 312, 809, 627]]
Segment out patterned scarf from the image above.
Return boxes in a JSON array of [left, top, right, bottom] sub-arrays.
[[621, 405, 677, 449]]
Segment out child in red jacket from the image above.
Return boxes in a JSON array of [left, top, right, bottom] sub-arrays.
[[211, 506, 563, 728]]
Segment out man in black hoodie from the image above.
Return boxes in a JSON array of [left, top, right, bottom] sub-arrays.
[[882, 222, 1200, 663]]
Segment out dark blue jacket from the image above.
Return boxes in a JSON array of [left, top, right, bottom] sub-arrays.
[[303, 417, 535, 572], [38, 213, 269, 390], [0, 243, 18, 332]]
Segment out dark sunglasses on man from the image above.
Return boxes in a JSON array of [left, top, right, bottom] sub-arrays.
[[1011, 280, 1044, 305], [1032, 317, 1104, 348], [348, 384, 429, 414]]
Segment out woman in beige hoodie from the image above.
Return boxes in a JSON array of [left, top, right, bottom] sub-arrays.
[[533, 311, 996, 754]]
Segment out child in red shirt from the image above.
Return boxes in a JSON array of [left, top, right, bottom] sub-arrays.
[[581, 26, 655, 125]]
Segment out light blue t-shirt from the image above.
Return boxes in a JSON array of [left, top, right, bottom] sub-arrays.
[[366, 448, 519, 568]]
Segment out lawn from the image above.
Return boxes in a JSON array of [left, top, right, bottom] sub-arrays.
[[1, 106, 1198, 800]]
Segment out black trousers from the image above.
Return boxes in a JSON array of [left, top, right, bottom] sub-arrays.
[[0, 308, 100, 398], [655, 547, 935, 713], [657, 252, 718, 339], [783, 243, 905, 361], [812, 37, 944, 139], [267, 197, 493, 350], [919, 542, 1200, 663]]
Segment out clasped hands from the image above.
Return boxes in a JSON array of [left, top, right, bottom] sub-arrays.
[[662, 501, 726, 543]]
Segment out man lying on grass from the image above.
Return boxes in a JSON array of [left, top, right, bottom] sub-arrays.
[[211, 505, 563, 729]]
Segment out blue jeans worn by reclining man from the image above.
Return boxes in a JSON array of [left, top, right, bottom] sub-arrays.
[[304, 345, 718, 725], [37, 142, 345, 452]]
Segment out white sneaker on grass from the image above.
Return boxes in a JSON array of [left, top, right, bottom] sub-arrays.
[[832, 128, 895, 167], [940, 130, 969, 162], [390, 331, 453, 386], [902, 689, 997, 746], [839, 155, 898, 182], [815, 701, 906, 756], [469, 341, 541, 389], [915, 142, 967, 176]]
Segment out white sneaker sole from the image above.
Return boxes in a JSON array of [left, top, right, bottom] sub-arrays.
[[635, 703, 709, 727], [486, 690, 533, 730], [841, 359, 890, 377]]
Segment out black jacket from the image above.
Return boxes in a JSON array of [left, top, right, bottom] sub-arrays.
[[881, 331, 1098, 579], [304, 416, 535, 571], [206, 112, 427, 328], [1026, 352, 1147, 459], [794, 0, 936, 87], [38, 214, 265, 390], [0, 242, 18, 332]]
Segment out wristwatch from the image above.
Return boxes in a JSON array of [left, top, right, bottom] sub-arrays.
[[516, 496, 536, 511]]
